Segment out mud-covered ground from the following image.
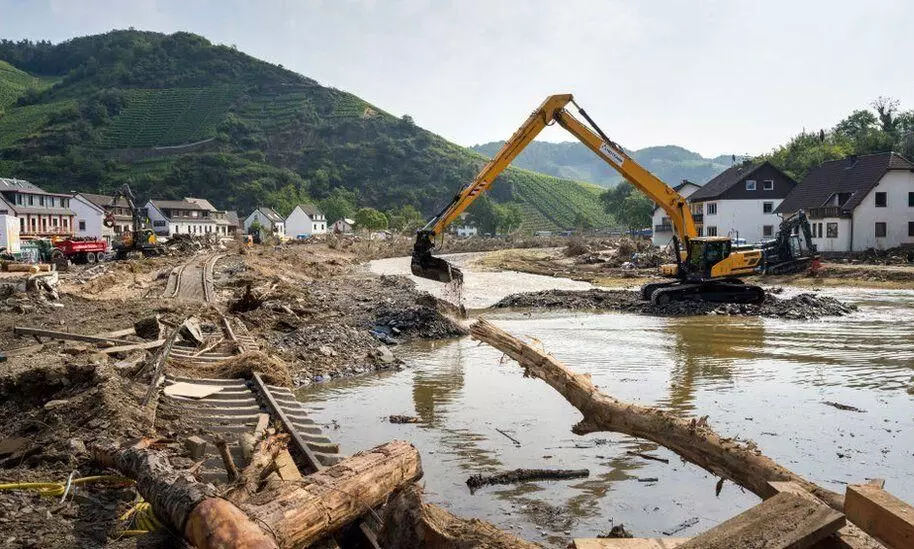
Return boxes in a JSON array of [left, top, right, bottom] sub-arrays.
[[0, 239, 466, 548], [493, 288, 856, 319]]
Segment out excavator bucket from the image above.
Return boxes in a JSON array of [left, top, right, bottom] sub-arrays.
[[411, 253, 463, 283], [411, 231, 464, 283]]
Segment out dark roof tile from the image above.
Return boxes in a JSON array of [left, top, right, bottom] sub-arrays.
[[689, 161, 768, 200]]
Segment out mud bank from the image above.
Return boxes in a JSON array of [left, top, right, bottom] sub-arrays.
[[492, 288, 856, 319]]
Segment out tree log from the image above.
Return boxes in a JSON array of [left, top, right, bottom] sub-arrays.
[[382, 484, 542, 548], [469, 319, 843, 510], [97, 438, 423, 549], [239, 439, 424, 548], [225, 433, 288, 504]]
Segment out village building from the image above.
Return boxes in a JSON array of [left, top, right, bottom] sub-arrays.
[[776, 152, 914, 252], [185, 197, 236, 237], [652, 180, 701, 246], [285, 204, 327, 239], [146, 199, 217, 237], [225, 211, 240, 237], [687, 160, 798, 244], [243, 207, 285, 238], [71, 192, 133, 243], [0, 178, 76, 239], [330, 218, 354, 234]]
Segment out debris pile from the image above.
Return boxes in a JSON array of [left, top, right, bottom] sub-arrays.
[[832, 246, 914, 265], [0, 271, 62, 313], [164, 233, 222, 254], [567, 236, 672, 268], [493, 288, 856, 319]]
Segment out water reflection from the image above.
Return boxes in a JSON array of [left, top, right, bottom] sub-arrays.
[[660, 317, 764, 414]]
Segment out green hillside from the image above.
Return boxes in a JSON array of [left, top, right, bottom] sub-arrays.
[[472, 141, 735, 188], [0, 30, 613, 231]]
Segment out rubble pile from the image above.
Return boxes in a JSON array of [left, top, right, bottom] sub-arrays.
[[164, 233, 222, 254], [493, 288, 856, 319], [566, 236, 673, 269], [832, 247, 914, 265], [0, 271, 63, 313]]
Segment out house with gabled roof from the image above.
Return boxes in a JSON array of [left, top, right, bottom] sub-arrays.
[[146, 198, 217, 237], [776, 152, 914, 252], [0, 178, 76, 239], [285, 203, 327, 239], [243, 206, 285, 238], [652, 180, 701, 246], [687, 160, 798, 244]]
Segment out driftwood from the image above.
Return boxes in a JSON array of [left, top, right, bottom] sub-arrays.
[[467, 468, 590, 491], [470, 319, 890, 549], [96, 438, 423, 548], [470, 319, 842, 508], [382, 484, 541, 548]]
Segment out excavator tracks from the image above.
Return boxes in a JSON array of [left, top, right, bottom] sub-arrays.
[[645, 280, 766, 305]]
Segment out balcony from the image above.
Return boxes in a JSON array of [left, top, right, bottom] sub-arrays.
[[691, 213, 703, 223], [808, 206, 850, 219], [654, 223, 673, 233]]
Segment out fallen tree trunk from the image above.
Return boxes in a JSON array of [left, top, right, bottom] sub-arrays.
[[382, 484, 542, 548], [96, 438, 423, 548], [470, 319, 843, 510]]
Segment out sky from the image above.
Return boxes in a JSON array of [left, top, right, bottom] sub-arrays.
[[2, 0, 912, 157]]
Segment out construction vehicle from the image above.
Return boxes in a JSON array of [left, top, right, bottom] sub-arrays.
[[104, 184, 162, 259], [758, 210, 818, 274], [413, 93, 811, 304]]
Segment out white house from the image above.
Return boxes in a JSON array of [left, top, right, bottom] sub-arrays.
[[330, 218, 354, 234], [185, 197, 234, 237], [285, 204, 327, 239], [0, 178, 76, 239], [776, 152, 914, 252], [652, 180, 701, 246], [146, 199, 217, 237], [244, 207, 285, 238], [71, 192, 133, 243], [687, 160, 798, 244]]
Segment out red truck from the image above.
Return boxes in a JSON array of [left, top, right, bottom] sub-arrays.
[[53, 238, 109, 264]]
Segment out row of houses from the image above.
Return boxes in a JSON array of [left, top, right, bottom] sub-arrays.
[[651, 151, 914, 252], [0, 178, 351, 246]]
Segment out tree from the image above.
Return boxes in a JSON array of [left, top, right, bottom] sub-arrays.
[[386, 204, 424, 233], [319, 189, 356, 224], [616, 192, 653, 235], [354, 207, 388, 232]]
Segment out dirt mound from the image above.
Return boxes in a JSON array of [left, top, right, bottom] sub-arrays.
[[492, 288, 856, 319]]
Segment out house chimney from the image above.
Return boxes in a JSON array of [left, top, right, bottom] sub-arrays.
[[847, 154, 858, 166]]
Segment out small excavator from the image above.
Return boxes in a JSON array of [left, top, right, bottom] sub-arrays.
[[759, 210, 818, 274], [104, 184, 162, 259], [412, 93, 815, 305]]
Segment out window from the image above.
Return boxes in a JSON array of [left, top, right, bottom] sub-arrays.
[[763, 225, 774, 237], [706, 203, 717, 215], [827, 223, 838, 238], [39, 196, 45, 206], [763, 202, 773, 213], [909, 222, 914, 237], [818, 223, 824, 238], [78, 220, 86, 231], [746, 180, 757, 191], [875, 222, 887, 238], [909, 192, 914, 207], [52, 217, 58, 227], [875, 192, 887, 207], [763, 180, 774, 191], [28, 195, 33, 206], [696, 227, 703, 236], [694, 203, 703, 214], [707, 226, 718, 236]]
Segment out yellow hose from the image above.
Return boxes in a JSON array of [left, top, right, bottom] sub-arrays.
[[0, 475, 160, 535]]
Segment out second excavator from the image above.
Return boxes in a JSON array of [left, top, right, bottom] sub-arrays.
[[412, 94, 815, 305]]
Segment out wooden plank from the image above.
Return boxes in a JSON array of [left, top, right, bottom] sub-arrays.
[[13, 326, 135, 346], [274, 449, 303, 481], [677, 492, 845, 549], [768, 482, 884, 549], [100, 339, 165, 354], [845, 484, 914, 549], [97, 327, 137, 338], [163, 382, 224, 399], [573, 539, 689, 549]]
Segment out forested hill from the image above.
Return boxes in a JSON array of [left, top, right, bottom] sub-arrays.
[[0, 30, 612, 232], [471, 141, 734, 187]]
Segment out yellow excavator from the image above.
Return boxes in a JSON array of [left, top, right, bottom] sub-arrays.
[[412, 93, 768, 305]]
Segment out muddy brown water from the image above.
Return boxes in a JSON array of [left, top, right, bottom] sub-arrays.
[[298, 253, 914, 546]]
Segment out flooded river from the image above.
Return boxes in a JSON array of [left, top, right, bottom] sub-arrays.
[[300, 253, 914, 545]]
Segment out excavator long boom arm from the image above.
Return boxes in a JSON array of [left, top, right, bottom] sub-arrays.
[[413, 94, 697, 282]]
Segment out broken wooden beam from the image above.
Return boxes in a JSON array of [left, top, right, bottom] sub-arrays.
[[13, 325, 136, 346], [845, 484, 914, 549], [677, 491, 845, 549], [469, 318, 844, 510], [99, 339, 165, 355]]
